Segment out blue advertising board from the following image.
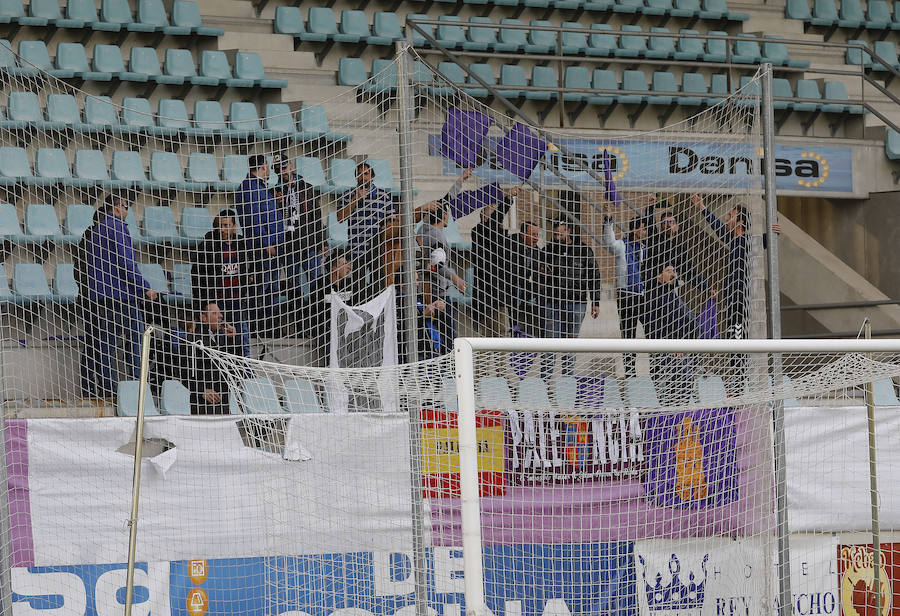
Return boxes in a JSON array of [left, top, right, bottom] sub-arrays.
[[427, 135, 853, 194]]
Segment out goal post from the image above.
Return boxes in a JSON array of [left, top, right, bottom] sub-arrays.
[[453, 336, 900, 616]]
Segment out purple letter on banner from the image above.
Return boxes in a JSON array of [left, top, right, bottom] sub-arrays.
[[496, 123, 547, 181], [643, 408, 738, 508], [440, 109, 493, 168]]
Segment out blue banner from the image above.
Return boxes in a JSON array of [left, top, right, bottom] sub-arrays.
[[427, 135, 853, 194]]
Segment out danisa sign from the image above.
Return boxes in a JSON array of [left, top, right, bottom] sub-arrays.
[[427, 136, 854, 195]]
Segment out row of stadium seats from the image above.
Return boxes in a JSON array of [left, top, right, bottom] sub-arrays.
[[0, 149, 397, 195], [0, 40, 285, 90], [846, 39, 900, 71], [0, 0, 221, 37], [0, 95, 350, 144], [0, 261, 78, 304], [786, 0, 900, 33]]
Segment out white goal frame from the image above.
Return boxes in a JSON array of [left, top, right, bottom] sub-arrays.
[[453, 336, 900, 616]]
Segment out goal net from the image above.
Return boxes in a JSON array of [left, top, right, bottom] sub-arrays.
[[0, 38, 877, 616]]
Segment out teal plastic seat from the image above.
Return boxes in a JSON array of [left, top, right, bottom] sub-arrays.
[[14, 263, 53, 303], [838, 0, 864, 27], [649, 71, 677, 104], [67, 0, 119, 31], [587, 23, 616, 56], [865, 0, 892, 28], [590, 69, 617, 105], [234, 51, 286, 88], [616, 25, 647, 57], [407, 13, 432, 47], [644, 0, 673, 15], [117, 381, 160, 417], [110, 150, 148, 189], [625, 376, 661, 407], [671, 0, 700, 17], [298, 105, 351, 142], [771, 78, 793, 110], [499, 64, 527, 98], [274, 5, 303, 35], [647, 27, 675, 59], [52, 263, 78, 303], [150, 151, 201, 191], [172, 0, 222, 37], [0, 203, 26, 241], [465, 16, 497, 51], [872, 379, 900, 405], [140, 0, 191, 35], [362, 58, 398, 96], [614, 0, 644, 12], [192, 100, 231, 137], [366, 158, 400, 194], [242, 378, 285, 414], [525, 20, 556, 53], [476, 376, 513, 408], [823, 81, 862, 113], [261, 103, 297, 139], [872, 41, 899, 71], [810, 0, 838, 25], [142, 205, 179, 242], [119, 97, 155, 135], [1, 0, 46, 26], [697, 375, 728, 405], [201, 50, 253, 88], [708, 0, 748, 20], [46, 94, 85, 131], [370, 11, 403, 45], [7, 91, 43, 129], [526, 65, 558, 101], [337, 56, 366, 86], [130, 47, 182, 85], [35, 148, 72, 185], [435, 15, 466, 48], [516, 377, 551, 407], [60, 203, 94, 243], [733, 34, 762, 63], [563, 66, 591, 102], [337, 9, 369, 43], [25, 203, 61, 242], [845, 39, 872, 67], [155, 99, 190, 136], [763, 35, 810, 68], [620, 69, 649, 104], [160, 380, 190, 415], [186, 152, 216, 188], [674, 29, 703, 60], [73, 150, 111, 188], [179, 206, 212, 242], [103, 0, 154, 32], [296, 157, 327, 191], [679, 72, 707, 105], [170, 264, 193, 299], [284, 378, 323, 413], [552, 376, 577, 408], [0, 264, 12, 303], [785, 0, 812, 20], [464, 63, 494, 98], [793, 79, 822, 112], [326, 158, 357, 195], [31, 0, 78, 27], [302, 6, 338, 43], [601, 377, 624, 407], [92, 44, 144, 82], [496, 18, 527, 52], [139, 262, 170, 294], [560, 21, 588, 54], [19, 40, 73, 78], [432, 61, 466, 93], [221, 154, 248, 191], [0, 147, 34, 187], [229, 102, 263, 138], [326, 210, 348, 247], [704, 31, 728, 62], [441, 378, 458, 412], [166, 48, 217, 86], [0, 39, 15, 71]]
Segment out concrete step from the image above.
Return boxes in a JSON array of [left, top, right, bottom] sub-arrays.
[[195, 0, 255, 20], [217, 31, 295, 53]]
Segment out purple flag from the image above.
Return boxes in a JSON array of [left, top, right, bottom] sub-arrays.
[[643, 408, 738, 509], [602, 149, 623, 206], [448, 182, 505, 219], [697, 298, 720, 340], [440, 109, 493, 168], [496, 123, 546, 181]]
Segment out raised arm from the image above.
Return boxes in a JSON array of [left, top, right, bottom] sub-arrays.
[[693, 193, 729, 243], [600, 215, 625, 258]]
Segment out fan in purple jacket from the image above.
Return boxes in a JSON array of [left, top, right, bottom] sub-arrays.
[[79, 194, 158, 398]]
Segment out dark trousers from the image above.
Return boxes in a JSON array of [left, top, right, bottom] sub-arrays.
[[80, 298, 144, 398], [724, 301, 748, 394], [650, 352, 696, 406], [616, 292, 644, 379]]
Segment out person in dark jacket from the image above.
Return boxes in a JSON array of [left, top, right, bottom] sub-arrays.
[[192, 209, 251, 357], [236, 154, 284, 339], [642, 199, 708, 296], [501, 220, 543, 339], [644, 263, 700, 405], [79, 193, 158, 398], [190, 301, 243, 415], [539, 219, 601, 381], [470, 187, 517, 337]]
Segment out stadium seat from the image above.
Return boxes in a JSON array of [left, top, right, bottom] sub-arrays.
[[823, 81, 862, 113], [260, 103, 296, 140], [674, 29, 703, 60], [160, 380, 191, 415], [590, 69, 617, 105], [617, 25, 647, 57], [708, 0, 749, 19], [13, 263, 53, 303], [647, 27, 676, 59], [201, 50, 253, 89], [476, 376, 513, 408], [0, 0, 46, 27], [28, 0, 65, 26], [872, 378, 900, 405], [19, 40, 73, 79], [886, 128, 900, 159], [526, 20, 556, 54], [649, 71, 677, 104], [498, 64, 527, 98], [601, 377, 624, 407], [295, 156, 328, 191], [221, 154, 248, 191], [25, 203, 61, 242], [706, 73, 729, 105], [586, 24, 615, 56], [45, 94, 84, 131], [326, 158, 356, 194], [130, 46, 183, 85], [298, 105, 351, 142], [154, 99, 190, 137], [559, 22, 588, 55], [284, 378, 324, 413], [35, 148, 72, 186], [810, 0, 838, 26], [274, 5, 303, 35], [370, 12, 403, 45], [431, 61, 466, 94], [0, 264, 12, 304], [441, 377, 458, 412], [55, 42, 110, 81], [770, 78, 793, 110], [93, 44, 148, 83], [516, 377, 551, 407], [340, 10, 371, 43], [464, 63, 494, 98], [436, 15, 466, 48], [671, 0, 700, 18], [697, 375, 727, 405], [117, 97, 155, 135], [732, 34, 762, 63], [466, 16, 497, 51], [0, 203, 26, 242], [362, 58, 398, 96], [59, 203, 95, 243], [793, 79, 822, 112], [0, 147, 35, 187], [865, 0, 893, 29], [625, 376, 660, 407], [166, 48, 217, 86], [644, 0, 673, 15], [185, 152, 217, 189], [0, 39, 16, 73], [407, 13, 433, 48], [67, 0, 119, 31], [496, 18, 527, 53], [150, 151, 201, 191], [679, 72, 707, 105], [139, 262, 170, 295], [169, 262, 192, 301], [242, 377, 285, 413], [785, 0, 812, 20], [142, 205, 179, 243], [763, 35, 810, 68], [365, 158, 400, 194], [234, 51, 286, 88], [615, 0, 644, 13], [179, 206, 212, 243], [138, 0, 190, 35], [229, 102, 264, 139], [172, 0, 222, 36], [326, 210, 348, 247], [528, 65, 558, 101], [837, 0, 865, 27], [117, 381, 160, 417], [52, 263, 78, 303], [192, 100, 233, 138], [551, 376, 577, 408], [704, 31, 728, 62], [845, 39, 872, 67], [302, 7, 338, 43], [872, 41, 900, 71], [72, 149, 111, 188], [781, 375, 801, 407], [621, 70, 649, 104], [563, 66, 592, 102], [110, 150, 148, 190], [6, 91, 43, 130], [338, 57, 367, 87], [103, 0, 154, 32]]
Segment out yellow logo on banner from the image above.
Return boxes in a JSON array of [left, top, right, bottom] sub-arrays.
[[674, 417, 708, 502], [840, 546, 892, 616], [189, 560, 208, 585], [186, 588, 208, 616], [421, 427, 504, 474]]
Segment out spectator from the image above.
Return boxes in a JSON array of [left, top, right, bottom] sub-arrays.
[[273, 153, 326, 336], [304, 249, 354, 366], [193, 208, 251, 357], [79, 193, 158, 398], [643, 199, 708, 296], [417, 201, 467, 350], [644, 264, 700, 404], [236, 153, 284, 339], [417, 294, 449, 360], [190, 301, 242, 415], [539, 219, 601, 382], [337, 162, 396, 299], [470, 187, 516, 337], [502, 220, 544, 340], [601, 211, 650, 378]]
